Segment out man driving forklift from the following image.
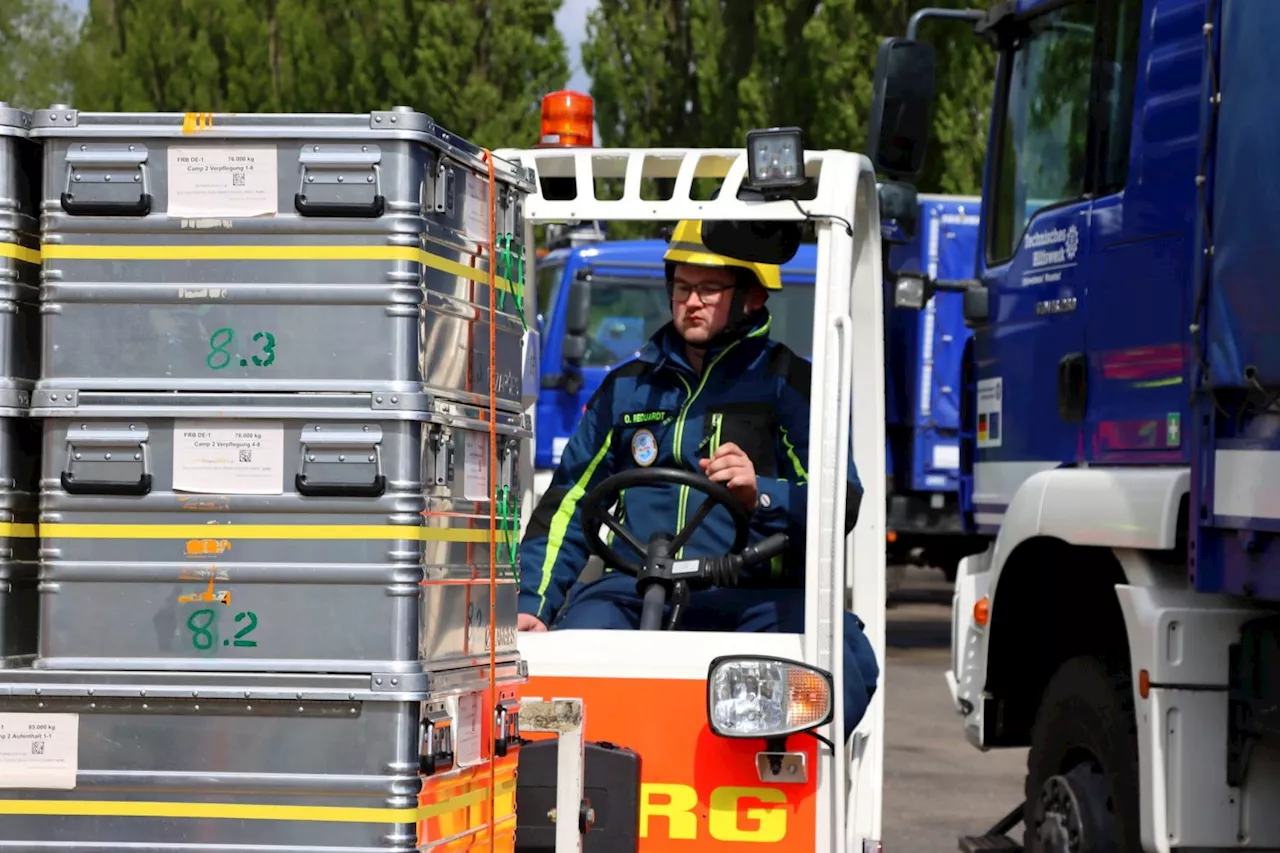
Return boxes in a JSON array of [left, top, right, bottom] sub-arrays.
[[517, 219, 879, 738]]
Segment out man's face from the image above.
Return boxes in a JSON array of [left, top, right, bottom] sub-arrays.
[[671, 263, 764, 346]]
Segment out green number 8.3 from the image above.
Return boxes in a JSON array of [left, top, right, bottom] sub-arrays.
[[206, 328, 277, 370]]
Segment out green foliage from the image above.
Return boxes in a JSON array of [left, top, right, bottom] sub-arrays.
[[582, 0, 995, 197], [64, 0, 567, 149], [0, 0, 78, 110], [2, 0, 996, 204]]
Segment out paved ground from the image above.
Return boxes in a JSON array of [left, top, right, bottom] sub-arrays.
[[880, 567, 1027, 852]]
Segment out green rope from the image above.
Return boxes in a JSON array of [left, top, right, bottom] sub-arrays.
[[496, 233, 529, 331], [496, 484, 520, 580], [496, 233, 513, 314]]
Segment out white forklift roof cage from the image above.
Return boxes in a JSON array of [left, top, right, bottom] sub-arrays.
[[497, 144, 887, 853]]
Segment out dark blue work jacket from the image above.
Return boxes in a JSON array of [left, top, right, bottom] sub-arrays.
[[518, 308, 864, 623]]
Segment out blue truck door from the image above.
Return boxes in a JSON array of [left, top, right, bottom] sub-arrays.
[[1083, 0, 1196, 466], [972, 0, 1099, 533]]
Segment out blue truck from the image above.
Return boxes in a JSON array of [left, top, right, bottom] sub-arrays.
[[869, 1, 1280, 849], [532, 197, 984, 581], [884, 197, 986, 580]]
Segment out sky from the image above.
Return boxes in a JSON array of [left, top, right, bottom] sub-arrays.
[[62, 0, 599, 94], [557, 0, 599, 94]]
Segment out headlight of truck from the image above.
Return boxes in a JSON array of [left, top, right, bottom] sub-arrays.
[[706, 655, 834, 738]]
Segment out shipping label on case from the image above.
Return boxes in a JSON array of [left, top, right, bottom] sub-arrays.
[[463, 433, 490, 501], [168, 146, 279, 218], [0, 713, 79, 790], [173, 420, 285, 495], [464, 172, 491, 244], [452, 693, 483, 767]]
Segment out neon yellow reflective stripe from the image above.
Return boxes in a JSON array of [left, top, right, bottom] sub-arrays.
[[779, 425, 807, 484], [40, 244, 514, 294], [672, 317, 772, 558], [605, 491, 627, 551], [674, 355, 731, 559], [671, 373, 695, 558], [536, 429, 613, 618]]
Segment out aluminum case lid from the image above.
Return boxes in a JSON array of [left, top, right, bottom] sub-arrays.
[[30, 104, 534, 193], [0, 103, 33, 139]]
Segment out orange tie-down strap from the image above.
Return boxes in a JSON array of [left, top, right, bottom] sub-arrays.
[[481, 148, 501, 853]]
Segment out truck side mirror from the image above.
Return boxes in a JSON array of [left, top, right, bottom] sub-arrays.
[[892, 272, 934, 311], [878, 181, 918, 245], [562, 271, 592, 368], [892, 271, 984, 315], [867, 37, 937, 179]]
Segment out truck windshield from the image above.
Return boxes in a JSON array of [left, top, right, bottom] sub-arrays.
[[584, 274, 816, 365], [580, 276, 671, 366], [536, 261, 563, 327]]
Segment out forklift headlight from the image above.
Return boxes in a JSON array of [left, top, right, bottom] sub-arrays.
[[745, 127, 806, 193], [893, 272, 928, 309], [706, 655, 834, 738]]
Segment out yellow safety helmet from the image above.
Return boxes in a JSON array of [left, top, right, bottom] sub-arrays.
[[662, 220, 782, 291]]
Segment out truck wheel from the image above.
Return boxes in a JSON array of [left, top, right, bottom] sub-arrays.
[[1023, 655, 1141, 853]]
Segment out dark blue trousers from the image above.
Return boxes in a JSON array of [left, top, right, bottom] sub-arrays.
[[552, 573, 879, 740]]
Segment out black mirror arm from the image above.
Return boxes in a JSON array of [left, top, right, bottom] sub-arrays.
[[906, 7, 986, 39]]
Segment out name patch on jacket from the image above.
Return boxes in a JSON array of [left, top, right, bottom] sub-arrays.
[[622, 410, 668, 425]]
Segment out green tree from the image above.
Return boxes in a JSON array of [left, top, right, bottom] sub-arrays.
[[582, 0, 706, 149], [0, 0, 79, 110], [68, 0, 569, 149], [887, 1, 996, 196], [408, 0, 570, 149], [582, 0, 995, 197]]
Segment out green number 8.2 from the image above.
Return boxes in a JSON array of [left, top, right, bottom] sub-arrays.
[[187, 609, 217, 650]]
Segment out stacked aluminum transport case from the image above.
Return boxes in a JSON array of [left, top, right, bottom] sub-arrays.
[[0, 103, 40, 674], [0, 105, 533, 852]]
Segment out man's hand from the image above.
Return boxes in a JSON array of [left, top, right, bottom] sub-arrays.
[[700, 442, 759, 513], [518, 613, 547, 632]]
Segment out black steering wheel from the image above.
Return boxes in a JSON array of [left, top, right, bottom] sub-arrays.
[[581, 467, 751, 574], [580, 467, 753, 630]]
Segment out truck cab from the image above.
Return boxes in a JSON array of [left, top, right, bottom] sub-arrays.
[[870, 1, 1280, 849]]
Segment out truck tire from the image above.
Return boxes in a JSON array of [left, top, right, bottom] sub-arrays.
[[1023, 655, 1141, 853]]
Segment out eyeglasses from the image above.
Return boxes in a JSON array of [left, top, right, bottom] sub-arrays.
[[670, 281, 735, 304]]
